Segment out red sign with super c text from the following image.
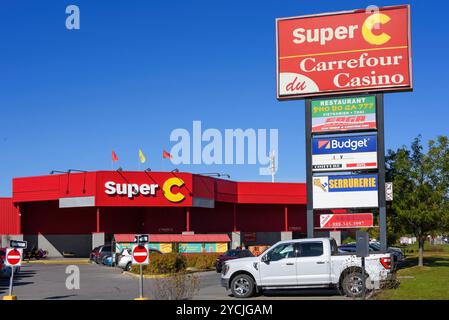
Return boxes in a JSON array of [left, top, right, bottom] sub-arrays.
[[276, 5, 412, 99]]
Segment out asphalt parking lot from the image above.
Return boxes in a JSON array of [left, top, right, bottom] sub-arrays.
[[0, 263, 345, 300]]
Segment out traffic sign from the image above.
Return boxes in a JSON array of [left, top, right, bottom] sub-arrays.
[[385, 182, 393, 201], [5, 248, 23, 267], [10, 240, 27, 249], [135, 234, 149, 244], [132, 244, 149, 265]]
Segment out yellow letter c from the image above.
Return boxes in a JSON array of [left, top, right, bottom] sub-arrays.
[[362, 13, 391, 46], [163, 177, 186, 203]]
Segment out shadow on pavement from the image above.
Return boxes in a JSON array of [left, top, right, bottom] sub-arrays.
[[225, 288, 343, 299], [0, 269, 36, 295], [43, 294, 78, 300]]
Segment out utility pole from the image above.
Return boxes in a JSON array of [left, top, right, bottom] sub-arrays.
[[269, 150, 276, 183]]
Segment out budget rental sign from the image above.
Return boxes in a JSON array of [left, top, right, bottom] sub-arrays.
[[276, 5, 412, 99], [312, 134, 377, 172]]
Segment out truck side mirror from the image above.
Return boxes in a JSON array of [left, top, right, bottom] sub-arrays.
[[261, 254, 270, 263]]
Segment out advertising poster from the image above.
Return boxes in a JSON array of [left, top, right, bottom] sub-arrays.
[[179, 243, 203, 253], [277, 5, 412, 99], [312, 134, 377, 171], [320, 213, 374, 229], [312, 95, 376, 133], [313, 174, 378, 209]]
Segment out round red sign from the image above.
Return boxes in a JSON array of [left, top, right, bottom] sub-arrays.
[[132, 245, 148, 264], [6, 249, 22, 265]]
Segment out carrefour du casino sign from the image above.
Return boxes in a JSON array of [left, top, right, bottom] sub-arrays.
[[276, 5, 412, 99]]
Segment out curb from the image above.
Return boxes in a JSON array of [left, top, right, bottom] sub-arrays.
[[122, 269, 213, 279], [24, 259, 90, 265], [122, 271, 172, 279]]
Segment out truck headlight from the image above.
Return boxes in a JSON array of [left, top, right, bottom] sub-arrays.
[[222, 263, 229, 276]]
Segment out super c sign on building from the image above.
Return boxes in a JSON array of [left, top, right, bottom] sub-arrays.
[[276, 5, 412, 99], [95, 172, 192, 207]]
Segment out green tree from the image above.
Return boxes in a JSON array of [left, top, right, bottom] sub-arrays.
[[386, 136, 449, 266]]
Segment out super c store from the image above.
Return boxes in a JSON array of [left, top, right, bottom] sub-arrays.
[[0, 170, 319, 257]]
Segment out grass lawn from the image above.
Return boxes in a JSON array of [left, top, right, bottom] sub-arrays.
[[375, 250, 449, 300]]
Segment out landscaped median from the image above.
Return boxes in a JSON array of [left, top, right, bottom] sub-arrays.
[[375, 244, 449, 300], [123, 253, 220, 299], [125, 252, 219, 277]]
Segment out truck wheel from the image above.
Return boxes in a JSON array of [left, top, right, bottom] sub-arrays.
[[230, 274, 255, 298], [341, 271, 366, 298]]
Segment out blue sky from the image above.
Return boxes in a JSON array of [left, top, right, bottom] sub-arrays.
[[0, 0, 448, 196]]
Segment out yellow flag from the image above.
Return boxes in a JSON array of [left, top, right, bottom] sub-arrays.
[[138, 149, 146, 164]]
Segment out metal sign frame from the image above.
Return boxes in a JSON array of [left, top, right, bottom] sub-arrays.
[[306, 93, 387, 251]]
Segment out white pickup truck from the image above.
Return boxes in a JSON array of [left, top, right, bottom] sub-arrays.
[[221, 238, 393, 298]]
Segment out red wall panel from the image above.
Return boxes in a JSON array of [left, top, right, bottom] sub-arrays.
[[236, 204, 284, 232], [21, 201, 96, 234], [191, 203, 234, 233], [0, 198, 20, 234]]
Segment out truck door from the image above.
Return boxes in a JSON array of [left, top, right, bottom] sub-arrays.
[[259, 242, 298, 286], [296, 241, 331, 285]]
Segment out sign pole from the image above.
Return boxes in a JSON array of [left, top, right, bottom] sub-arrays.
[[139, 264, 143, 299], [9, 266, 14, 296], [376, 93, 387, 251], [305, 98, 314, 238], [361, 256, 366, 300], [132, 237, 150, 300]]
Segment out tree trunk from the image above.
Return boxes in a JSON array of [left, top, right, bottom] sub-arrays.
[[418, 236, 425, 267]]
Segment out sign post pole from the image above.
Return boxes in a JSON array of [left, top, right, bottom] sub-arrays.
[[3, 247, 23, 300], [305, 98, 314, 238], [361, 257, 366, 300], [376, 93, 387, 251], [132, 235, 150, 300], [139, 264, 143, 299], [9, 266, 14, 297]]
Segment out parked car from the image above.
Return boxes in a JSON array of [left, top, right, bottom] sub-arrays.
[[89, 246, 101, 262], [117, 248, 162, 271], [91, 245, 112, 264], [339, 242, 404, 265], [101, 255, 114, 267], [215, 249, 254, 273], [221, 238, 393, 298]]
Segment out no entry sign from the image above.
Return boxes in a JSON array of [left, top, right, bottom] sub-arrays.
[[5, 248, 23, 267], [132, 244, 149, 265]]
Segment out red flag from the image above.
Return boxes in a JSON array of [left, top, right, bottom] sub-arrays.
[[112, 150, 119, 162], [162, 150, 172, 159]]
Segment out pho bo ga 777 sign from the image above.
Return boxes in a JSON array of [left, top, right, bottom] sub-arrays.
[[312, 95, 376, 133], [312, 134, 377, 172], [276, 5, 412, 99], [313, 174, 378, 209]]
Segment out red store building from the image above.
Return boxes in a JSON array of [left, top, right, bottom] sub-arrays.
[[0, 170, 314, 257]]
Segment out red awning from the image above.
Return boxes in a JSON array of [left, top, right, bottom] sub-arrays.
[[114, 233, 230, 243]]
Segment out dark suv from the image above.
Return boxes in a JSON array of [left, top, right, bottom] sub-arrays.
[[215, 249, 253, 272]]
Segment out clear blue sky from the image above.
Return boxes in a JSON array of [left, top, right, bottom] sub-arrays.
[[0, 0, 448, 196]]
